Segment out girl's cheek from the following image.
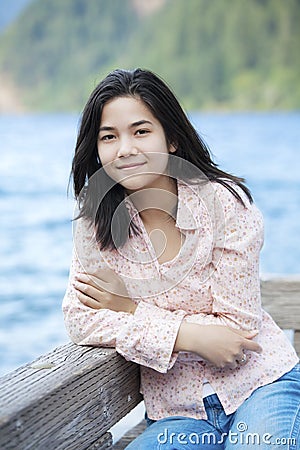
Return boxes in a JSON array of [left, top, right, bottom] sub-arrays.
[[97, 150, 107, 165]]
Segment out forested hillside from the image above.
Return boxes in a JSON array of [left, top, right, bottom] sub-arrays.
[[0, 0, 33, 31], [0, 0, 299, 111]]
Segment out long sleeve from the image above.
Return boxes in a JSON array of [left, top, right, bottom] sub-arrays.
[[116, 301, 186, 372], [62, 217, 133, 347], [62, 217, 186, 373]]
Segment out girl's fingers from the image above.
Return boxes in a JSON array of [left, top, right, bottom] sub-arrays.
[[75, 273, 109, 291], [76, 290, 103, 309], [74, 280, 105, 303], [243, 338, 262, 353]]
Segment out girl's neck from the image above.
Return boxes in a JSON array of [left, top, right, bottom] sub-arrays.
[[128, 178, 177, 225]]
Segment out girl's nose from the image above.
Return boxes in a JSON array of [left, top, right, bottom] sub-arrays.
[[117, 139, 138, 158]]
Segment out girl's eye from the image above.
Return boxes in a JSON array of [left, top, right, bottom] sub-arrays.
[[136, 129, 149, 136], [100, 134, 115, 141]]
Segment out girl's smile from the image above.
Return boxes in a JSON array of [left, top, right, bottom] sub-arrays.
[[116, 160, 146, 170]]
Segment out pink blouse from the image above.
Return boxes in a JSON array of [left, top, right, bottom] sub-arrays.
[[62, 181, 298, 420]]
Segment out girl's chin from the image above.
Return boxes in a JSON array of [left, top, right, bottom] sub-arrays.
[[119, 173, 159, 192]]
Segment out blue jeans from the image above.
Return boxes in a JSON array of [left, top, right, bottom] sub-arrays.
[[125, 363, 300, 449]]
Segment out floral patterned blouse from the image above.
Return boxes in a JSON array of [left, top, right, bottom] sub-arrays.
[[62, 180, 298, 420]]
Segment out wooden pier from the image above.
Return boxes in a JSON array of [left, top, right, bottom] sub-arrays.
[[0, 277, 299, 449]]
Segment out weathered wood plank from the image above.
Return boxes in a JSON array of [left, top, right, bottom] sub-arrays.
[[86, 432, 113, 449], [294, 330, 300, 355], [0, 343, 142, 450], [261, 277, 300, 354], [261, 278, 300, 331]]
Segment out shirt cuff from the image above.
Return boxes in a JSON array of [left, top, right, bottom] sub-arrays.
[[116, 301, 186, 373]]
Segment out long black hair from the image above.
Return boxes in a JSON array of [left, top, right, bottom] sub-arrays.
[[71, 68, 252, 250]]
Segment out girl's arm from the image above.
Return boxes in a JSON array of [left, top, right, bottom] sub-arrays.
[[68, 186, 263, 372], [62, 217, 134, 347], [63, 218, 186, 373], [71, 266, 261, 371]]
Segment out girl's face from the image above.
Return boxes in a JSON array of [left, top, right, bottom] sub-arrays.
[[97, 96, 175, 193]]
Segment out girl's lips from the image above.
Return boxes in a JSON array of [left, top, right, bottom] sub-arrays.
[[117, 162, 146, 170]]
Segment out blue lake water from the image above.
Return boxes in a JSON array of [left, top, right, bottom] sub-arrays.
[[0, 112, 299, 377]]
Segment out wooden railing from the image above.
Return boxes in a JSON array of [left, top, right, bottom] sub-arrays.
[[0, 277, 299, 450]]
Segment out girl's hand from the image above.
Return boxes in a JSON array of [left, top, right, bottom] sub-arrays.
[[74, 269, 137, 314], [175, 322, 262, 369]]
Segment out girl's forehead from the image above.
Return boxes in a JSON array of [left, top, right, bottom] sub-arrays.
[[100, 96, 156, 123], [103, 95, 147, 110]]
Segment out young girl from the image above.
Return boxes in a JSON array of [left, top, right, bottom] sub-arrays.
[[63, 68, 299, 449]]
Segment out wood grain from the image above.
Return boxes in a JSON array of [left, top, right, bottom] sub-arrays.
[[0, 345, 142, 449]]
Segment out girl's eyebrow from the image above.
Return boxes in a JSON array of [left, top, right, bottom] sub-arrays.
[[99, 119, 153, 132], [130, 120, 153, 128], [99, 125, 115, 132]]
